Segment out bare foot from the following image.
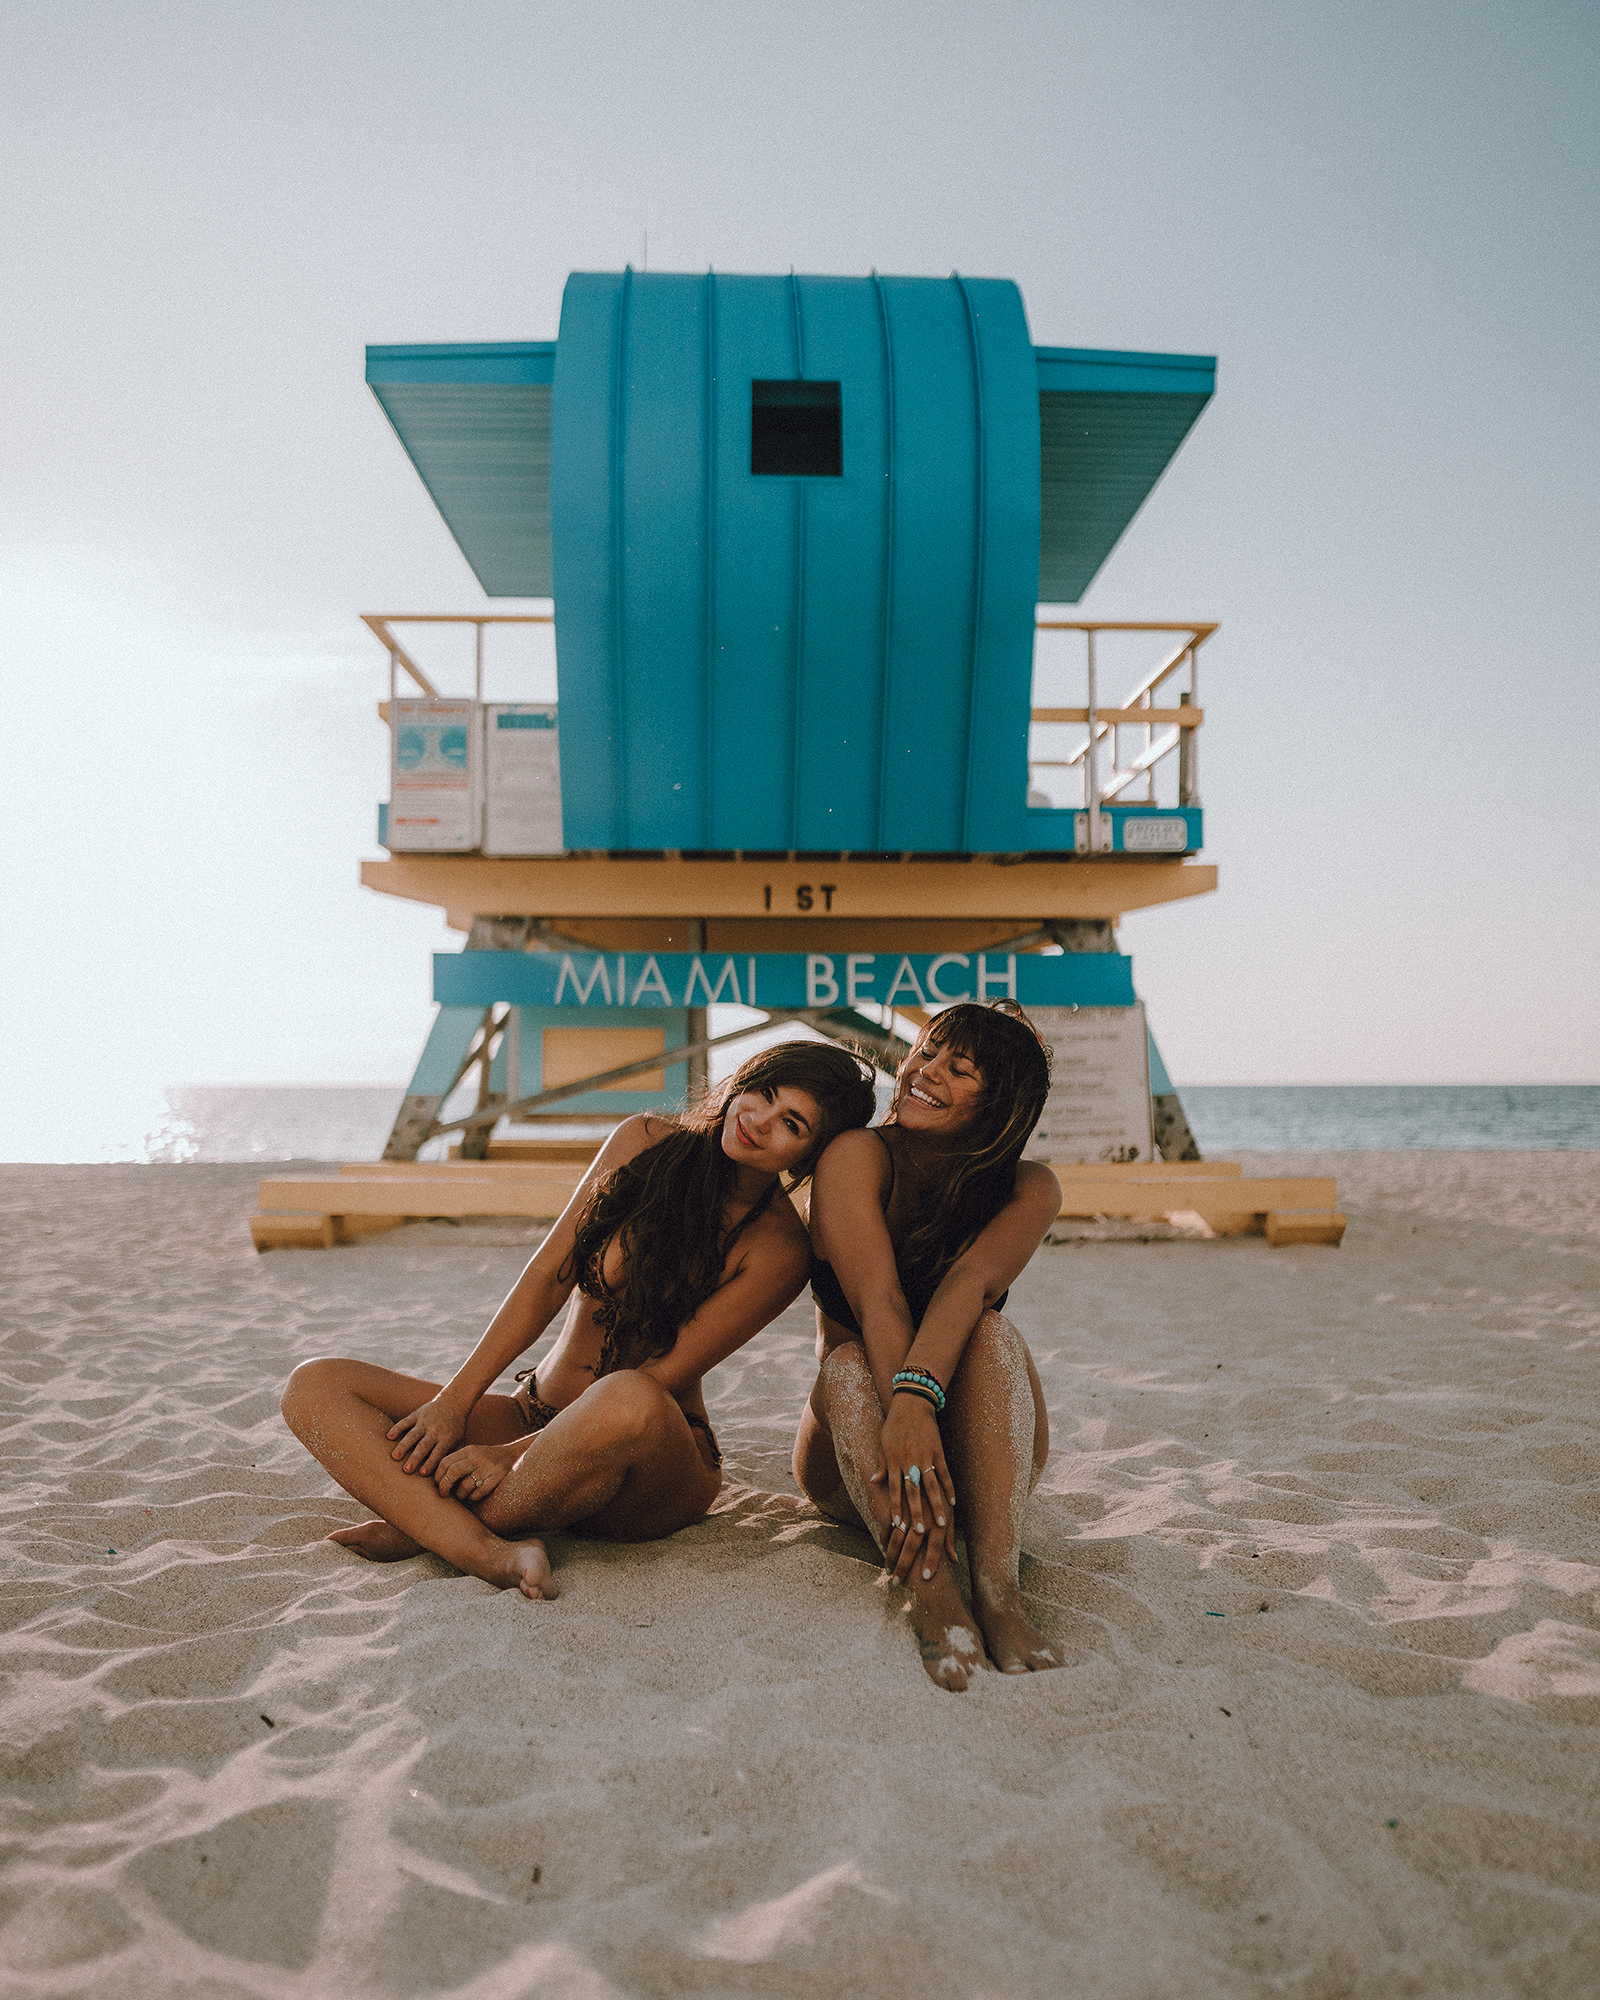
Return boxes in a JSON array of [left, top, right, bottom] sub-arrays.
[[489, 1539, 558, 1601], [329, 1520, 423, 1562], [973, 1581, 1062, 1674], [328, 1522, 556, 1600], [905, 1571, 988, 1692]]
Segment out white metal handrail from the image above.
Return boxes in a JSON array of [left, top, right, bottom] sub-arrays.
[[367, 612, 1214, 842], [1030, 620, 1214, 832], [363, 613, 555, 704]]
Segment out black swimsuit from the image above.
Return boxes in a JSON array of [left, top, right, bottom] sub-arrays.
[[809, 1130, 1006, 1334]]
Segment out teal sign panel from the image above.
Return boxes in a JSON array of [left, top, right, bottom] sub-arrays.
[[434, 949, 1135, 1011]]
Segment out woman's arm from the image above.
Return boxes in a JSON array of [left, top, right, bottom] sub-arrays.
[[807, 1129, 916, 1408], [640, 1208, 812, 1399], [901, 1160, 1060, 1390], [874, 1161, 1060, 1575], [387, 1115, 668, 1474]]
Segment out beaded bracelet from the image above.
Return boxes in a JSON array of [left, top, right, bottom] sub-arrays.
[[895, 1364, 946, 1401], [891, 1367, 947, 1414]]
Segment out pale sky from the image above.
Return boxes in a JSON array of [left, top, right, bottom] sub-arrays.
[[4, 0, 1597, 1158]]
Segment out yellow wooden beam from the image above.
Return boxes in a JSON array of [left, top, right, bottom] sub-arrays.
[[1054, 1177, 1336, 1220], [1051, 1164, 1243, 1179], [335, 1160, 590, 1179], [259, 1176, 584, 1218], [1265, 1211, 1347, 1246], [249, 1212, 407, 1251], [477, 916, 1081, 954], [361, 855, 1218, 922]]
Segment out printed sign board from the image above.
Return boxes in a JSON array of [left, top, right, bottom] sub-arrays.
[[434, 949, 1137, 1013], [484, 705, 563, 855], [1024, 1005, 1154, 1164], [388, 699, 481, 852]]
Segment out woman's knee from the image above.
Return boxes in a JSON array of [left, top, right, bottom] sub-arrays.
[[581, 1369, 674, 1444], [816, 1340, 873, 1410], [957, 1309, 1023, 1377], [281, 1355, 343, 1421], [975, 1306, 1019, 1345]]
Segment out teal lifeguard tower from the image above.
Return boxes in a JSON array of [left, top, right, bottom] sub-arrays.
[[360, 271, 1217, 1164]]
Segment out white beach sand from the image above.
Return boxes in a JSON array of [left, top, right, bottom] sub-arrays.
[[2, 1151, 1598, 1999]]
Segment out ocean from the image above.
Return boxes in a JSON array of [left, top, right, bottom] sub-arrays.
[[124, 1082, 1600, 1164], [1180, 1085, 1600, 1155]]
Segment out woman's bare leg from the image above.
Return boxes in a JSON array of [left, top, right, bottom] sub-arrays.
[[281, 1359, 555, 1595], [793, 1343, 988, 1693], [282, 1362, 719, 1598], [942, 1312, 1060, 1674], [475, 1371, 719, 1542]]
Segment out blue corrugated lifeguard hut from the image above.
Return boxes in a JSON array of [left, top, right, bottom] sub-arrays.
[[359, 270, 1217, 1160]]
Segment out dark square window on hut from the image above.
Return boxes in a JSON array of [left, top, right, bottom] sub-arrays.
[[751, 380, 842, 477]]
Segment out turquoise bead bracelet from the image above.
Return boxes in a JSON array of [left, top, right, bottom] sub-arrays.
[[891, 1367, 947, 1413]]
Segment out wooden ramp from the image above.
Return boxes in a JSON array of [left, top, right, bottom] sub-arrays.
[[248, 1142, 602, 1250], [249, 1145, 1342, 1251], [1050, 1161, 1345, 1243]]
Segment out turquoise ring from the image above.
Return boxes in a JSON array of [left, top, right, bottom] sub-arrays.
[[906, 1465, 921, 1487]]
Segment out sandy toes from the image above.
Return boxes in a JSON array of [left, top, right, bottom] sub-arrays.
[[328, 1522, 557, 1599], [907, 1574, 988, 1691], [973, 1588, 1062, 1674]]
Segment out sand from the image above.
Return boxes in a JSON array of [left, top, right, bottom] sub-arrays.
[[2, 1150, 1598, 1999]]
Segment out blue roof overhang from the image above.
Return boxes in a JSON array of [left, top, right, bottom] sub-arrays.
[[365, 332, 1214, 606], [1035, 347, 1215, 602], [365, 342, 556, 597]]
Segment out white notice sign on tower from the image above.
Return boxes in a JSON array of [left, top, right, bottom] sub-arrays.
[[484, 705, 564, 855], [388, 699, 481, 852], [1024, 1005, 1154, 1164]]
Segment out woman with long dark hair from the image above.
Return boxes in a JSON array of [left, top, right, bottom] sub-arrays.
[[283, 1041, 876, 1599], [793, 1001, 1061, 1691]]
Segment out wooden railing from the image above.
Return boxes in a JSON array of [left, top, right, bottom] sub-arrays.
[[364, 613, 555, 707], [1030, 621, 1215, 827], [366, 612, 1214, 841]]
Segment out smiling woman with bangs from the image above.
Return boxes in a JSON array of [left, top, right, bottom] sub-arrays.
[[283, 1041, 876, 1601], [793, 1001, 1062, 1691]]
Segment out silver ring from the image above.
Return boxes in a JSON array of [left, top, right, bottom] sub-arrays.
[[906, 1465, 921, 1487]]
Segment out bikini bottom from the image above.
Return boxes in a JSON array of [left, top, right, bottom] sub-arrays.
[[684, 1411, 722, 1468]]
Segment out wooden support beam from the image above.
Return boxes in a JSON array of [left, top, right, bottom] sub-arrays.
[[501, 917, 1061, 955], [360, 855, 1218, 923], [1052, 1177, 1337, 1223], [465, 1141, 606, 1163], [1050, 1162, 1240, 1177], [259, 1177, 586, 1218], [1265, 1211, 1348, 1247], [249, 1212, 408, 1251], [336, 1160, 591, 1178]]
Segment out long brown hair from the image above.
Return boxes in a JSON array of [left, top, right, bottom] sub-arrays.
[[887, 1001, 1052, 1319], [563, 1040, 877, 1376]]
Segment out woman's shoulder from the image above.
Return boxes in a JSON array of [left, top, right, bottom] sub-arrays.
[[1011, 1157, 1061, 1211], [812, 1124, 892, 1180], [595, 1112, 683, 1172]]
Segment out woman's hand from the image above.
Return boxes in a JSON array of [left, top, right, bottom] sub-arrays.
[[434, 1440, 516, 1504], [871, 1393, 956, 1585], [386, 1396, 469, 1477]]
